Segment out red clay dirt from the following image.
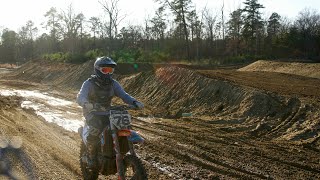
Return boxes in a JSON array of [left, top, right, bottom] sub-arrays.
[[0, 60, 320, 179]]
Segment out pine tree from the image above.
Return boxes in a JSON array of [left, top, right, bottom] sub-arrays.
[[227, 9, 243, 56], [267, 12, 281, 39], [156, 0, 194, 59], [242, 0, 264, 54]]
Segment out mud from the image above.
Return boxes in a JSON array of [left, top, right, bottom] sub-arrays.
[[0, 97, 81, 179], [0, 60, 320, 179]]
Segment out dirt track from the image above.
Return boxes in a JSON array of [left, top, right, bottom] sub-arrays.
[[198, 70, 320, 98], [1, 60, 320, 179]]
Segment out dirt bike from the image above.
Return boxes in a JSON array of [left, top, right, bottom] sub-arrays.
[[78, 105, 147, 180]]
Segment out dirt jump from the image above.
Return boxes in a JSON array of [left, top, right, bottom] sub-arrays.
[[0, 59, 320, 179]]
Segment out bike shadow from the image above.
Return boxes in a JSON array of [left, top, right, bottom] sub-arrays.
[[0, 137, 37, 180]]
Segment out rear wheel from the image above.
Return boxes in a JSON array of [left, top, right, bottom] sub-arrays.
[[124, 155, 147, 180], [80, 142, 98, 180]]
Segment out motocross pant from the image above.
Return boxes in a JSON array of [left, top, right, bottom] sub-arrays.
[[85, 115, 110, 167]]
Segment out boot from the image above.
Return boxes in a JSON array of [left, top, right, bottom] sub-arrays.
[[86, 141, 97, 169]]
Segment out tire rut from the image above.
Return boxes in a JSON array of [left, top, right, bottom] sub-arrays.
[[133, 117, 320, 179]]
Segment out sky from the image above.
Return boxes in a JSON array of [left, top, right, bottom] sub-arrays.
[[0, 0, 320, 33]]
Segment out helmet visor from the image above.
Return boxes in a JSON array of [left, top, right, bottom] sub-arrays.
[[99, 67, 114, 74]]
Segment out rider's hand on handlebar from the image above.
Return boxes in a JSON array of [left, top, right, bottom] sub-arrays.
[[133, 101, 144, 109], [84, 102, 94, 111]]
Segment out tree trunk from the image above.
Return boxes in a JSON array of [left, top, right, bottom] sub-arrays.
[[181, 6, 190, 60]]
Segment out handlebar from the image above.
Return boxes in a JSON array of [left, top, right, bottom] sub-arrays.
[[89, 104, 139, 116], [109, 104, 138, 111]]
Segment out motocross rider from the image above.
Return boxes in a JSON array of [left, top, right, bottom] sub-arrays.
[[76, 56, 144, 168]]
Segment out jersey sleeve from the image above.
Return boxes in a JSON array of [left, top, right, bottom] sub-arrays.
[[113, 80, 136, 105], [76, 79, 92, 107]]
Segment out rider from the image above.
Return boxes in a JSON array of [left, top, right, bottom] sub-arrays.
[[76, 56, 144, 168]]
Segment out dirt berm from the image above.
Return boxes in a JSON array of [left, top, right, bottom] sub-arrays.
[[5, 59, 320, 142], [1, 59, 320, 179]]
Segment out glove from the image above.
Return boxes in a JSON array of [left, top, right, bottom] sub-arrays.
[[83, 102, 94, 111], [133, 101, 144, 109]]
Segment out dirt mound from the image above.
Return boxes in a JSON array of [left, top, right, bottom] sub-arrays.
[[121, 67, 282, 116], [198, 70, 320, 98], [239, 60, 320, 79], [5, 60, 98, 90], [121, 67, 251, 116], [4, 61, 320, 142], [120, 67, 320, 142]]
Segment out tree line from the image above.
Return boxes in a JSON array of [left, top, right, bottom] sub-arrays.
[[0, 0, 319, 65]]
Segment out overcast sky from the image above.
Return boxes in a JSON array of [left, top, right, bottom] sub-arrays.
[[0, 0, 320, 33]]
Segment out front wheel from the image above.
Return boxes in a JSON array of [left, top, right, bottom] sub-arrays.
[[124, 155, 147, 180], [80, 142, 99, 180]]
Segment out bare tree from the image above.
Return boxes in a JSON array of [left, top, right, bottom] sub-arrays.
[[99, 0, 126, 40], [141, 14, 152, 51], [203, 7, 218, 47], [19, 21, 38, 41], [295, 8, 320, 36], [187, 9, 203, 59], [143, 15, 151, 41], [294, 8, 320, 57], [221, 0, 225, 40], [59, 4, 84, 39], [58, 4, 86, 54]]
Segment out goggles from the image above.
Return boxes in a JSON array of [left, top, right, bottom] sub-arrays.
[[99, 67, 114, 74]]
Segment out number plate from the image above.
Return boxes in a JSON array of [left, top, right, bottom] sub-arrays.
[[109, 110, 132, 129]]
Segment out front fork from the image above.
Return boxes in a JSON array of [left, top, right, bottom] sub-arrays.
[[111, 123, 125, 180], [111, 124, 136, 180]]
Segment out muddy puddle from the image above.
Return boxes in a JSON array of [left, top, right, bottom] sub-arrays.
[[0, 89, 83, 132]]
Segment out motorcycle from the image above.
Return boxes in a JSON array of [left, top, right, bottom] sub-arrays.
[[78, 105, 147, 180]]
